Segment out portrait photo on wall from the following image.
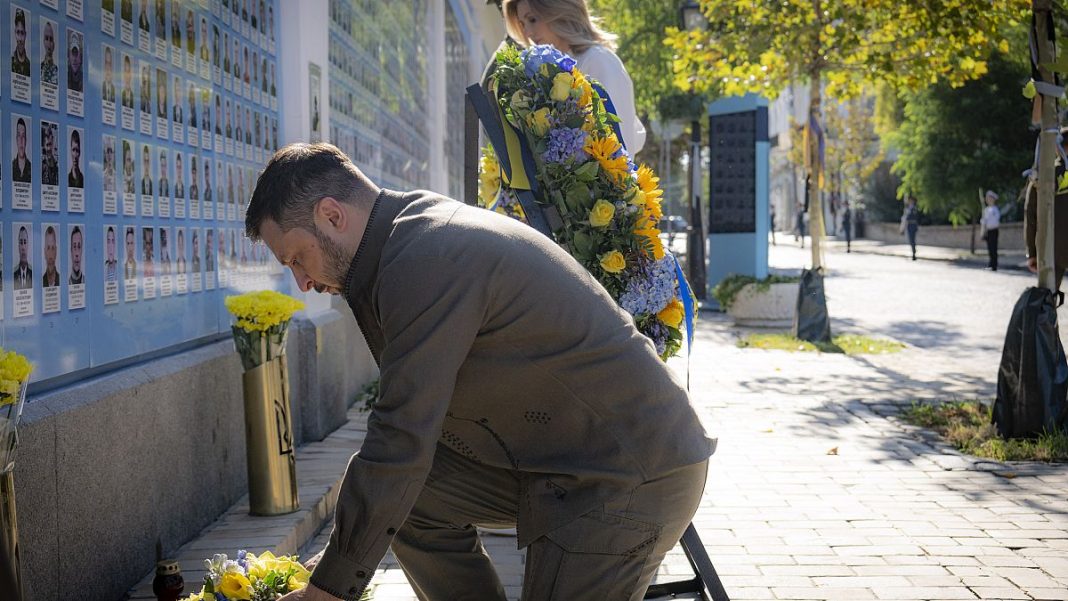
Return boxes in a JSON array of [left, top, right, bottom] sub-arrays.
[[11, 5, 32, 103], [42, 223, 61, 289], [123, 224, 137, 281], [40, 17, 59, 110], [68, 225, 87, 311], [67, 27, 85, 116], [13, 224, 33, 291]]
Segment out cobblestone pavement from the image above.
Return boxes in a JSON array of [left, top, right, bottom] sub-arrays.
[[303, 243, 1068, 601]]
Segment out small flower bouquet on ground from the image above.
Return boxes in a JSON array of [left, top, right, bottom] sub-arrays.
[[224, 290, 306, 370], [181, 550, 311, 601], [480, 44, 692, 359]]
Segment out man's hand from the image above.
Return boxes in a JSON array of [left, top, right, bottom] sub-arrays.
[[276, 583, 343, 601], [1028, 256, 1038, 273], [303, 550, 324, 572]]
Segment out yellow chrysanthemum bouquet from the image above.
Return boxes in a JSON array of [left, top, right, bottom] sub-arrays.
[[180, 549, 356, 601], [0, 348, 33, 472], [480, 45, 691, 359], [225, 290, 305, 370], [225, 290, 305, 516]]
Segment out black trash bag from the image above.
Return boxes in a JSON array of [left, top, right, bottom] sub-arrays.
[[794, 267, 832, 343], [993, 287, 1068, 438]]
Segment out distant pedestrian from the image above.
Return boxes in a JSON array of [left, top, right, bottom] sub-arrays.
[[795, 201, 806, 248], [980, 190, 1001, 271], [770, 205, 777, 246], [901, 196, 920, 260], [842, 202, 852, 253]]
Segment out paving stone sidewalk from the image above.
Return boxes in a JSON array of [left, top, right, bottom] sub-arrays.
[[147, 301, 1067, 601], [298, 311, 1068, 601]]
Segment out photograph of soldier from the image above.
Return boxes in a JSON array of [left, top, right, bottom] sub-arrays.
[[102, 45, 116, 102], [41, 19, 58, 86], [68, 128, 84, 188], [13, 225, 33, 291], [69, 226, 84, 285], [41, 121, 59, 187], [11, 7, 31, 78], [67, 29, 84, 92], [42, 225, 60, 289]]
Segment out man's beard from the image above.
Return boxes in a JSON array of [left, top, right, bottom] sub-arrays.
[[313, 227, 352, 293]]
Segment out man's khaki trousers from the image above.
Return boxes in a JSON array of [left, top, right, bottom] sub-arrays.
[[391, 444, 708, 600]]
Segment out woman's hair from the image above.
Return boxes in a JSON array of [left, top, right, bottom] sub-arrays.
[[502, 0, 617, 53]]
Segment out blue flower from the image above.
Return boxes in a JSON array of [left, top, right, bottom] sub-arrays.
[[521, 45, 576, 78], [619, 255, 677, 317], [542, 127, 589, 164]]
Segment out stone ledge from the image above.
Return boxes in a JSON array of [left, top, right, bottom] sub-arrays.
[[126, 407, 369, 599]]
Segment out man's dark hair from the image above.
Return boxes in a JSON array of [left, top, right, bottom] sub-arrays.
[[245, 143, 373, 240], [71, 129, 80, 146], [14, 8, 25, 29]]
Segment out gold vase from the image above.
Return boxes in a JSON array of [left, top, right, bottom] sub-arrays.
[[0, 381, 25, 601], [0, 470, 22, 601], [242, 353, 299, 515]]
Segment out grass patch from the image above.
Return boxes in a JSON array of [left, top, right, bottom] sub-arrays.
[[901, 400, 1068, 462], [354, 378, 379, 411], [737, 332, 904, 355]]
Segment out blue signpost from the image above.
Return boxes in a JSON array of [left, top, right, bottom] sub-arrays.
[[706, 94, 769, 302]]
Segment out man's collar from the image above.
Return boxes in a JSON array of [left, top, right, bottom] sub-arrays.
[[342, 188, 409, 303]]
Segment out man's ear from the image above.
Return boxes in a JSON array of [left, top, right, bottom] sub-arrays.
[[315, 196, 347, 232]]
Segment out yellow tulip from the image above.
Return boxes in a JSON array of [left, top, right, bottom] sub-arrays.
[[589, 200, 615, 227], [599, 251, 627, 273], [218, 572, 253, 600]]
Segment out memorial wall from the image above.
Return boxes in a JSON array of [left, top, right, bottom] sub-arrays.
[[0, 0, 284, 383]]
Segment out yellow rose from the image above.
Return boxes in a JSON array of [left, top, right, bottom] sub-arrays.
[[599, 250, 626, 273], [589, 199, 615, 227], [218, 571, 253, 601], [658, 298, 685, 328], [527, 108, 551, 137], [550, 72, 574, 101], [629, 188, 646, 206]]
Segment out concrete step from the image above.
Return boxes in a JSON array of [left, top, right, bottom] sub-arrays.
[[126, 405, 371, 600]]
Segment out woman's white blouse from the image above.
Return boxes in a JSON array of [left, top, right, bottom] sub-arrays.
[[574, 45, 647, 155]]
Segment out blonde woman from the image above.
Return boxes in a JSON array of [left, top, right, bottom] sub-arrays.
[[502, 0, 647, 154]]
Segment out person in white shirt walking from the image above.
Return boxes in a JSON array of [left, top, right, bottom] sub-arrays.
[[981, 190, 1001, 271]]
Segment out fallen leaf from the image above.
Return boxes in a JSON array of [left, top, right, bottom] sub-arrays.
[[760, 428, 774, 433], [826, 446, 839, 455], [995, 471, 1017, 479]]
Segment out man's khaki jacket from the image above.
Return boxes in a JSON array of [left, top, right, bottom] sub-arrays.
[[310, 190, 715, 600]]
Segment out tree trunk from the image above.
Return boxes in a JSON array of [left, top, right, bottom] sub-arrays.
[[808, 75, 825, 269], [1034, 0, 1058, 292]]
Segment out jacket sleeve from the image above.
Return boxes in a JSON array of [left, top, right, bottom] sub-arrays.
[[1026, 184, 1038, 259], [309, 256, 487, 600]]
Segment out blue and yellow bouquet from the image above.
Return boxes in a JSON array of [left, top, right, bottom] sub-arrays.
[[181, 550, 310, 601], [481, 45, 690, 359]]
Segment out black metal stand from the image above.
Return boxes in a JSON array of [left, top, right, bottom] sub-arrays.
[[463, 93, 480, 207], [644, 523, 729, 600]]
